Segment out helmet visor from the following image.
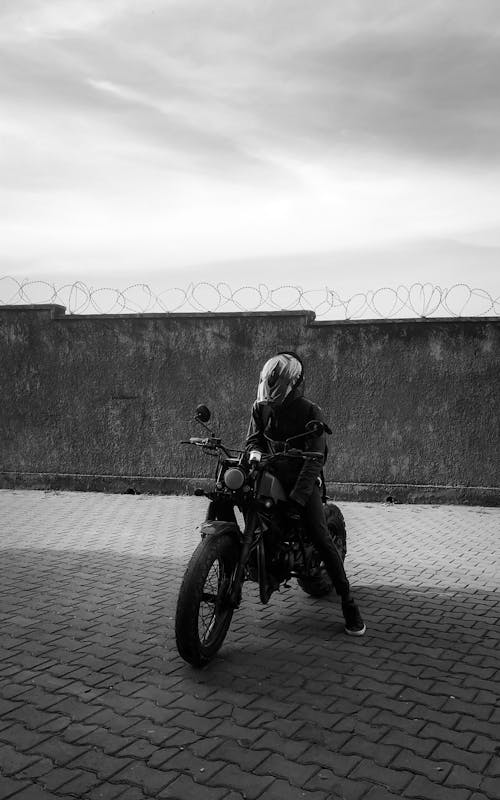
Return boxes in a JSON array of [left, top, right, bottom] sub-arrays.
[[256, 354, 302, 406]]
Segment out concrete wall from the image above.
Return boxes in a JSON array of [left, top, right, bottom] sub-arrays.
[[1, 304, 499, 504]]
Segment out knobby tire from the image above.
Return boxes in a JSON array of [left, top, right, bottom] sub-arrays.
[[297, 502, 347, 597], [175, 532, 239, 667]]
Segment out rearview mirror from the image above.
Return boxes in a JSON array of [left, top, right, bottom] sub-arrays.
[[195, 404, 211, 423]]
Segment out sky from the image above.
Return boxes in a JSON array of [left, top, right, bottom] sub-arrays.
[[1, 0, 500, 308]]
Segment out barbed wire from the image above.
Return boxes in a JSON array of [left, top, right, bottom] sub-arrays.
[[1, 276, 499, 319]]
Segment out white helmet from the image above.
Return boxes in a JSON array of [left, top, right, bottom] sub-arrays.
[[256, 352, 303, 407]]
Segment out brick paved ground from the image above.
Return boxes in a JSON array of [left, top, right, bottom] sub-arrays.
[[0, 490, 498, 800]]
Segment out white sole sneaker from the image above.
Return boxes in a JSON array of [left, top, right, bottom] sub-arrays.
[[344, 624, 366, 636]]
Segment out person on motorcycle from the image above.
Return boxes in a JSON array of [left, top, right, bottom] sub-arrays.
[[246, 352, 366, 636]]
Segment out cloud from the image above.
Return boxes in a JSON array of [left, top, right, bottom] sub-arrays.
[[2, 0, 500, 175], [276, 32, 500, 165], [100, 0, 500, 166], [0, 0, 128, 42]]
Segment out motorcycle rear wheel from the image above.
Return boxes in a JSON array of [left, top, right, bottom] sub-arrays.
[[325, 502, 347, 561], [297, 503, 347, 597], [297, 564, 333, 597], [175, 533, 239, 667]]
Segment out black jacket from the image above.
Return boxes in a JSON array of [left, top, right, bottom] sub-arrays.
[[246, 393, 328, 506]]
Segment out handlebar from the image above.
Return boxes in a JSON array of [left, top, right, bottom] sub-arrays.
[[180, 436, 240, 458], [180, 437, 222, 447], [250, 448, 324, 464], [181, 438, 322, 462], [286, 448, 324, 459]]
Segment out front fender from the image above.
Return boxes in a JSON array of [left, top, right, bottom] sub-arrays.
[[200, 520, 242, 542]]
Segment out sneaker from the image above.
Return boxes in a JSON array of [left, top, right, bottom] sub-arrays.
[[342, 599, 366, 636]]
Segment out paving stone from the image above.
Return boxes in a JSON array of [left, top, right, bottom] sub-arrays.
[[470, 735, 500, 755], [146, 745, 183, 770], [404, 775, 470, 800], [186, 735, 223, 758], [363, 787, 402, 800], [4, 784, 60, 800], [371, 710, 425, 736], [4, 706, 59, 731], [254, 752, 319, 786], [68, 751, 134, 780], [17, 757, 55, 779], [0, 684, 31, 701], [349, 760, 414, 792], [167, 693, 224, 715], [27, 737, 88, 766], [298, 745, 361, 777], [485, 755, 500, 777], [292, 722, 351, 749], [207, 764, 274, 799], [59, 721, 98, 743], [114, 738, 158, 760], [0, 776, 30, 799], [470, 793, 497, 800], [379, 728, 438, 756], [95, 692, 143, 716], [154, 748, 226, 782], [455, 717, 499, 737], [480, 775, 500, 798], [210, 719, 263, 743], [127, 700, 182, 726], [265, 717, 305, 738], [85, 783, 125, 800], [0, 723, 51, 751], [77, 728, 135, 754], [0, 744, 40, 777], [210, 739, 271, 770], [85, 708, 137, 734], [341, 736, 399, 767], [39, 766, 86, 791], [433, 741, 492, 773], [303, 771, 371, 798], [55, 770, 101, 795], [125, 721, 197, 747], [251, 779, 330, 800], [419, 722, 475, 749], [391, 749, 451, 782], [157, 774, 228, 799], [444, 764, 483, 790], [409, 705, 461, 729], [110, 762, 177, 794], [290, 704, 344, 729]]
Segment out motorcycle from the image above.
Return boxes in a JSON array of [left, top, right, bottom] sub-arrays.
[[175, 404, 347, 667]]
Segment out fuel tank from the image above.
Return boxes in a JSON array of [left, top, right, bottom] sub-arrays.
[[257, 470, 287, 503]]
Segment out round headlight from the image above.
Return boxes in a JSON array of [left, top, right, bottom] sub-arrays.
[[224, 467, 245, 490]]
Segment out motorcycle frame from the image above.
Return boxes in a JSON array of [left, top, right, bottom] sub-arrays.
[[202, 463, 315, 608]]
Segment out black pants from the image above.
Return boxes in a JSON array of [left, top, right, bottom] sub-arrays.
[[301, 486, 350, 598]]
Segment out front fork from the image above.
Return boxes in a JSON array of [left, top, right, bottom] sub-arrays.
[[228, 511, 260, 608], [205, 500, 267, 609]]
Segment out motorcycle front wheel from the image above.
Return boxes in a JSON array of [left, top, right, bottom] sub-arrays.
[[175, 532, 239, 667]]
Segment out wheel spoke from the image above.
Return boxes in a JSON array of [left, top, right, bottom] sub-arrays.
[[198, 555, 230, 645], [201, 592, 219, 602]]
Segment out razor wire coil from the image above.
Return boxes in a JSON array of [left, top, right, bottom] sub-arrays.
[[1, 277, 499, 319]]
